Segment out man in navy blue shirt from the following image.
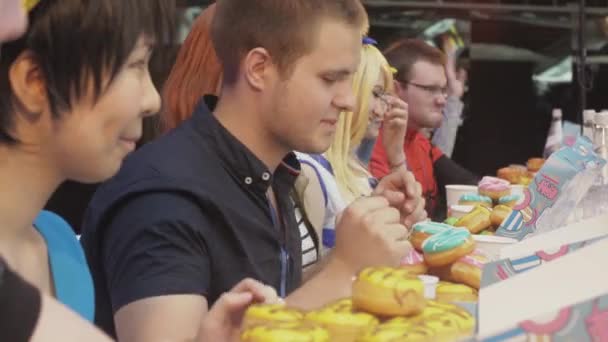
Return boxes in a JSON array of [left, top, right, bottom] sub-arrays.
[[81, 1, 427, 341]]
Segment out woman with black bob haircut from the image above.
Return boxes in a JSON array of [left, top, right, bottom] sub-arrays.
[[0, 0, 279, 340]]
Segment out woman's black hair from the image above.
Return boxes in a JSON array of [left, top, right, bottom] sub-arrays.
[[0, 0, 175, 144]]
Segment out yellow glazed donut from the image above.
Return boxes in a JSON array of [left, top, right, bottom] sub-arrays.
[[527, 158, 545, 172], [497, 167, 524, 184], [242, 304, 304, 329], [410, 303, 474, 339], [519, 173, 534, 186], [358, 323, 436, 342], [305, 305, 378, 342], [240, 321, 329, 342], [409, 222, 452, 252], [323, 298, 354, 311], [455, 205, 492, 234], [400, 249, 428, 275], [435, 281, 478, 303], [368, 301, 475, 341], [490, 204, 513, 227], [451, 251, 489, 289], [352, 267, 426, 317], [421, 228, 475, 267]]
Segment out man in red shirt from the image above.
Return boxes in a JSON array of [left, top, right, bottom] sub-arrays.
[[370, 39, 477, 220]]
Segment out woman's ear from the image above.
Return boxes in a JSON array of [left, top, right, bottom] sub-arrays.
[[9, 51, 48, 116]]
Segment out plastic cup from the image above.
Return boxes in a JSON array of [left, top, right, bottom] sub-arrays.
[[472, 235, 518, 260], [449, 205, 475, 219], [417, 275, 440, 299], [445, 185, 478, 214]]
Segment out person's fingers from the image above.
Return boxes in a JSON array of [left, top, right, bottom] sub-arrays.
[[403, 198, 428, 228], [382, 224, 409, 241], [207, 292, 253, 320], [229, 278, 278, 304], [377, 189, 405, 209]]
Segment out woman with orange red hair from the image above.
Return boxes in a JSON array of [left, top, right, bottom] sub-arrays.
[[161, 4, 222, 133]]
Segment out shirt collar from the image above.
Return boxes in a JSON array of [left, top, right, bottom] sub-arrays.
[[406, 128, 419, 142], [191, 95, 300, 194]]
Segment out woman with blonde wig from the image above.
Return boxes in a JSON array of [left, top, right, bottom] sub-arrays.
[[299, 41, 410, 252]]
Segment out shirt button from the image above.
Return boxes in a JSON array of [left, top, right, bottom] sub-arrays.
[[245, 177, 253, 185], [262, 172, 271, 181]]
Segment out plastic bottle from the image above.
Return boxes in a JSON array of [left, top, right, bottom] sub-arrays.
[[581, 111, 608, 219], [544, 109, 563, 158], [583, 109, 596, 140]]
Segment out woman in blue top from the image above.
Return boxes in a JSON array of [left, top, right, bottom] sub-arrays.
[[0, 1, 279, 339], [0, 0, 174, 322]]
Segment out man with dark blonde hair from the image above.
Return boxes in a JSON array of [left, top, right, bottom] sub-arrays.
[[81, 1, 426, 341]]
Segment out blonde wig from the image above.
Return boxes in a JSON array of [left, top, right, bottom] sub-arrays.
[[325, 44, 394, 203]]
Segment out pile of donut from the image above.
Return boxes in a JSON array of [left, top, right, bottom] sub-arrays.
[[446, 176, 524, 236], [406, 221, 487, 292], [240, 266, 475, 341], [496, 158, 545, 186]]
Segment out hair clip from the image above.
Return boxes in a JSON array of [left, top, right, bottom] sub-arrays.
[[362, 37, 377, 45], [389, 67, 398, 75], [23, 0, 41, 12]]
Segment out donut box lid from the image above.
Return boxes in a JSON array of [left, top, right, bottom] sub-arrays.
[[476, 238, 608, 339]]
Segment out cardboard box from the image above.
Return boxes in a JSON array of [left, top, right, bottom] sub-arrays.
[[481, 234, 608, 289], [500, 212, 608, 260], [479, 292, 608, 341], [477, 238, 608, 337]]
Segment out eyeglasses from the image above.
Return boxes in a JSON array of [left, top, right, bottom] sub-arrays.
[[402, 81, 448, 97], [372, 89, 390, 114]]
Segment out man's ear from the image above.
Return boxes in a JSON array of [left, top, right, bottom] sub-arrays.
[[242, 47, 273, 92]]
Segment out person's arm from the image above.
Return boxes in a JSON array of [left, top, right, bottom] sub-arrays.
[[0, 257, 112, 342], [99, 193, 217, 342], [114, 295, 206, 342], [380, 95, 408, 171], [32, 294, 113, 342], [287, 170, 426, 310], [369, 133, 392, 179], [298, 163, 327, 239], [117, 279, 278, 342], [433, 154, 479, 189], [432, 96, 464, 157], [102, 193, 282, 342]]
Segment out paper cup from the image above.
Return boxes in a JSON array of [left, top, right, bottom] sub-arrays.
[[446, 185, 478, 211], [472, 235, 517, 260], [449, 205, 474, 219], [417, 275, 439, 299]]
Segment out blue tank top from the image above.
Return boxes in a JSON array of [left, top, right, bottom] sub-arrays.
[[34, 210, 95, 321]]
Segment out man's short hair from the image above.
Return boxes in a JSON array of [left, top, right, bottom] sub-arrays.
[[211, 0, 369, 85], [383, 39, 446, 83]]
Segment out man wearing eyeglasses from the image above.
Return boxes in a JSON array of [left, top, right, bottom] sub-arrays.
[[370, 39, 478, 221]]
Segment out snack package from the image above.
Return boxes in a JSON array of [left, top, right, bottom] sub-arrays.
[[496, 136, 606, 240]]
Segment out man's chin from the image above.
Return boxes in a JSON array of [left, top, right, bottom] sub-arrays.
[[298, 141, 332, 155]]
